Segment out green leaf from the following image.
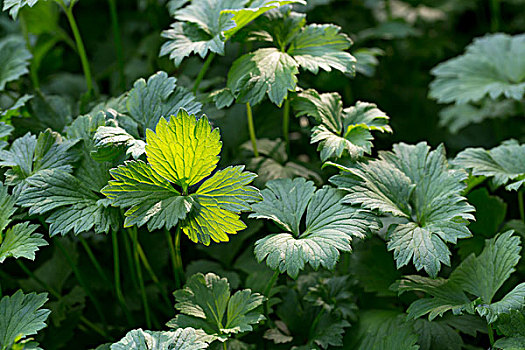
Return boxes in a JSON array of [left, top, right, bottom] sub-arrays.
[[251, 178, 376, 278], [0, 182, 16, 233], [94, 125, 146, 160], [354, 47, 383, 77], [494, 336, 525, 350], [331, 142, 474, 277], [0, 290, 50, 349], [241, 138, 322, 187], [110, 328, 209, 350], [293, 89, 391, 161], [160, 0, 245, 66], [229, 48, 298, 107], [102, 109, 260, 244], [2, 0, 38, 18], [0, 222, 47, 263], [0, 36, 32, 91], [454, 139, 525, 191], [18, 169, 120, 236], [126, 71, 202, 134], [430, 33, 525, 104], [305, 275, 357, 320], [287, 24, 355, 74], [0, 130, 78, 190], [413, 318, 463, 350], [395, 231, 524, 323], [351, 310, 420, 350], [167, 273, 265, 343]]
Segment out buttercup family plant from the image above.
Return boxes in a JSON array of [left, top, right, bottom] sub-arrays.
[[0, 0, 524, 349]]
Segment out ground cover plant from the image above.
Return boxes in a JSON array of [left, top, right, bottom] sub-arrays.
[[0, 0, 524, 349]]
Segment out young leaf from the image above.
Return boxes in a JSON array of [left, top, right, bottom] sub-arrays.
[[2, 0, 39, 19], [167, 273, 265, 343], [217, 10, 355, 107], [0, 129, 78, 191], [251, 178, 376, 278], [0, 36, 32, 90], [454, 139, 525, 191], [102, 109, 260, 245], [331, 142, 474, 277], [430, 33, 525, 104], [396, 231, 525, 323], [292, 89, 391, 161], [0, 122, 14, 152], [160, 0, 304, 66], [110, 328, 209, 350], [0, 183, 46, 263], [0, 290, 50, 349]]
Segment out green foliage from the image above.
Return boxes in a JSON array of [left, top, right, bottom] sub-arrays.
[[331, 142, 474, 277], [0, 36, 32, 91], [292, 89, 391, 161], [160, 0, 305, 66], [2, 0, 39, 19], [102, 109, 260, 244], [0, 290, 50, 350], [167, 273, 265, 344], [110, 328, 209, 350], [215, 9, 355, 107], [251, 177, 376, 278], [430, 33, 525, 104], [395, 231, 525, 324], [454, 139, 525, 191]]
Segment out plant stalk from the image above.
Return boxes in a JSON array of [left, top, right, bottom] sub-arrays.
[[112, 231, 134, 324], [246, 102, 259, 157], [282, 98, 290, 152], [79, 236, 112, 287], [135, 241, 172, 307], [128, 227, 152, 328], [488, 323, 495, 345], [107, 0, 125, 91], [263, 270, 279, 323], [59, 1, 94, 96], [16, 259, 109, 339], [55, 239, 107, 327], [166, 228, 184, 288], [519, 191, 524, 222], [193, 53, 216, 94], [490, 0, 500, 32]]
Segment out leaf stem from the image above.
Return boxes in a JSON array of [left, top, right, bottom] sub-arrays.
[[518, 190, 524, 222], [55, 239, 107, 327], [193, 53, 216, 94], [488, 323, 495, 345], [283, 98, 290, 153], [166, 228, 184, 289], [123, 229, 139, 289], [223, 342, 227, 350], [135, 241, 172, 308], [79, 236, 112, 287], [246, 102, 259, 157], [112, 231, 134, 324], [308, 309, 325, 341], [128, 227, 152, 328], [490, 0, 500, 32], [107, 0, 125, 91], [58, 0, 94, 97], [16, 260, 109, 339], [263, 270, 279, 323]]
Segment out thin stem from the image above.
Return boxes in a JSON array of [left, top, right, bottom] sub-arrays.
[[136, 241, 172, 308], [246, 103, 259, 157], [16, 260, 109, 339], [490, 0, 500, 32], [55, 239, 107, 327], [263, 270, 279, 323], [123, 229, 139, 289], [79, 236, 112, 287], [193, 53, 216, 94], [309, 309, 325, 340], [129, 227, 152, 328], [112, 231, 134, 324], [59, 1, 94, 96], [488, 323, 495, 346], [518, 191, 524, 222], [166, 228, 184, 288], [223, 342, 227, 350], [107, 0, 125, 91], [282, 98, 290, 152]]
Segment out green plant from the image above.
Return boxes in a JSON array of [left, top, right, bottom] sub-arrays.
[[0, 1, 524, 349]]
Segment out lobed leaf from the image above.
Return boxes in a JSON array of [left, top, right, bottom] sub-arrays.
[[0, 36, 32, 90]]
